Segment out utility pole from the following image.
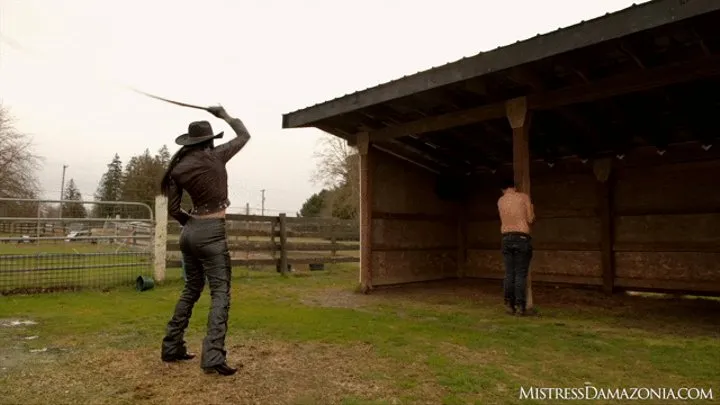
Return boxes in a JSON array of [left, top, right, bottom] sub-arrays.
[[59, 164, 68, 220], [261, 189, 266, 216]]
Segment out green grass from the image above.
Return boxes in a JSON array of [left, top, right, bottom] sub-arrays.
[[0, 265, 718, 405]]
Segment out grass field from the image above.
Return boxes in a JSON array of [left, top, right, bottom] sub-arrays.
[[0, 264, 718, 405]]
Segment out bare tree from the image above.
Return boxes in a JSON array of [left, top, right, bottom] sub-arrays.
[[311, 134, 357, 188], [0, 105, 41, 197], [0, 105, 41, 216], [311, 134, 359, 219]]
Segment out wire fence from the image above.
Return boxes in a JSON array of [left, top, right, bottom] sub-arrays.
[[0, 198, 154, 295]]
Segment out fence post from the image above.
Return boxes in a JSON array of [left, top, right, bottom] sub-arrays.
[[154, 195, 168, 283], [330, 219, 337, 257], [36, 201, 41, 245], [278, 213, 288, 276]]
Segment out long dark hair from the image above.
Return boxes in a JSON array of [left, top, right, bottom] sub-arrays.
[[159, 140, 214, 196]]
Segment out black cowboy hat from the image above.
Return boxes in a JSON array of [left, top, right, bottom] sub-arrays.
[[174, 121, 224, 146]]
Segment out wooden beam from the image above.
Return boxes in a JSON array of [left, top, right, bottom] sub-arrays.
[[619, 40, 646, 69], [358, 132, 373, 293], [368, 55, 720, 141], [372, 245, 457, 252], [614, 241, 720, 253], [614, 278, 720, 295], [371, 142, 442, 174], [396, 136, 473, 171], [508, 66, 602, 153], [373, 212, 457, 221], [507, 97, 532, 193], [370, 103, 505, 142], [506, 96, 534, 309], [457, 210, 467, 278], [471, 273, 604, 287], [593, 157, 616, 295], [468, 241, 600, 251]]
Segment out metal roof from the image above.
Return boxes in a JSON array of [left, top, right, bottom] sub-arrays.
[[282, 0, 720, 130]]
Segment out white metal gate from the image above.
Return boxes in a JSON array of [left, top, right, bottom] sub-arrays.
[[0, 198, 154, 294]]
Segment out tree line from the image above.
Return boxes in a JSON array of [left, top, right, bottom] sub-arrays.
[[32, 147, 182, 220], [1, 104, 186, 220], [3, 101, 358, 222]]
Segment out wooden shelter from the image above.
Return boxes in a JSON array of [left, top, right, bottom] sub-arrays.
[[282, 0, 720, 299]]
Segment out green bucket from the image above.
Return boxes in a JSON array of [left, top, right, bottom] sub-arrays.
[[136, 275, 155, 291]]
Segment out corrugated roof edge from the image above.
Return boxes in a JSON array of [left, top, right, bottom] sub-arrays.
[[281, 0, 720, 129]]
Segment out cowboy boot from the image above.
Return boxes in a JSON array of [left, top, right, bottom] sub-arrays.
[[202, 362, 239, 376], [504, 298, 516, 315]]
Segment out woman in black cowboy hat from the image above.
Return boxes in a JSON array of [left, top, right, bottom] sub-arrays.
[[159, 106, 250, 376]]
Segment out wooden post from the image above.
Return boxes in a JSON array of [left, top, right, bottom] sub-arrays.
[[269, 217, 276, 263], [457, 211, 467, 278], [35, 201, 41, 246], [153, 195, 168, 283], [505, 96, 534, 309], [358, 132, 373, 293], [245, 203, 251, 262], [330, 219, 337, 257], [593, 158, 615, 294], [278, 213, 288, 276]]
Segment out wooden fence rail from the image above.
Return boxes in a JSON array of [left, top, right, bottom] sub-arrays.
[[163, 212, 360, 275]]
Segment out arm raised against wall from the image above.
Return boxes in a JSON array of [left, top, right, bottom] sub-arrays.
[[525, 194, 535, 224]]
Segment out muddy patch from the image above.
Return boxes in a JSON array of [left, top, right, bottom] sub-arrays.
[[0, 318, 64, 375], [0, 319, 38, 327]]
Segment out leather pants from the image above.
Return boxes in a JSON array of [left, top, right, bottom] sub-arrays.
[[161, 217, 232, 368]]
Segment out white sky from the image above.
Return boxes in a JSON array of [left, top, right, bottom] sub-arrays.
[[0, 0, 648, 214]]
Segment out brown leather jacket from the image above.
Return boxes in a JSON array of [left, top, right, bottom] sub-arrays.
[[166, 118, 251, 225]]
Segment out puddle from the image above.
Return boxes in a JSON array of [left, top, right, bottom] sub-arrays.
[[29, 348, 47, 353], [0, 319, 38, 327], [25, 336, 39, 340]]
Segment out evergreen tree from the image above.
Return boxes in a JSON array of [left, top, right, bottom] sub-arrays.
[[121, 149, 164, 210], [156, 145, 171, 166], [120, 146, 186, 213], [92, 145, 192, 216], [298, 189, 328, 218], [94, 153, 124, 218], [62, 179, 87, 219]]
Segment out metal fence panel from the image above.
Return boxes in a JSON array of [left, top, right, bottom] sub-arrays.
[[0, 198, 154, 295]]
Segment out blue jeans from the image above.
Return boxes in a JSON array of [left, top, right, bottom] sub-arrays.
[[501, 232, 533, 310]]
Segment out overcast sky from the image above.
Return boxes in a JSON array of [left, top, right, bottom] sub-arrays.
[[0, 0, 648, 215]]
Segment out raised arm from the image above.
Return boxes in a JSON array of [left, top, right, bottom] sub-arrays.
[[207, 106, 251, 163], [167, 178, 191, 226], [525, 194, 536, 224]]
